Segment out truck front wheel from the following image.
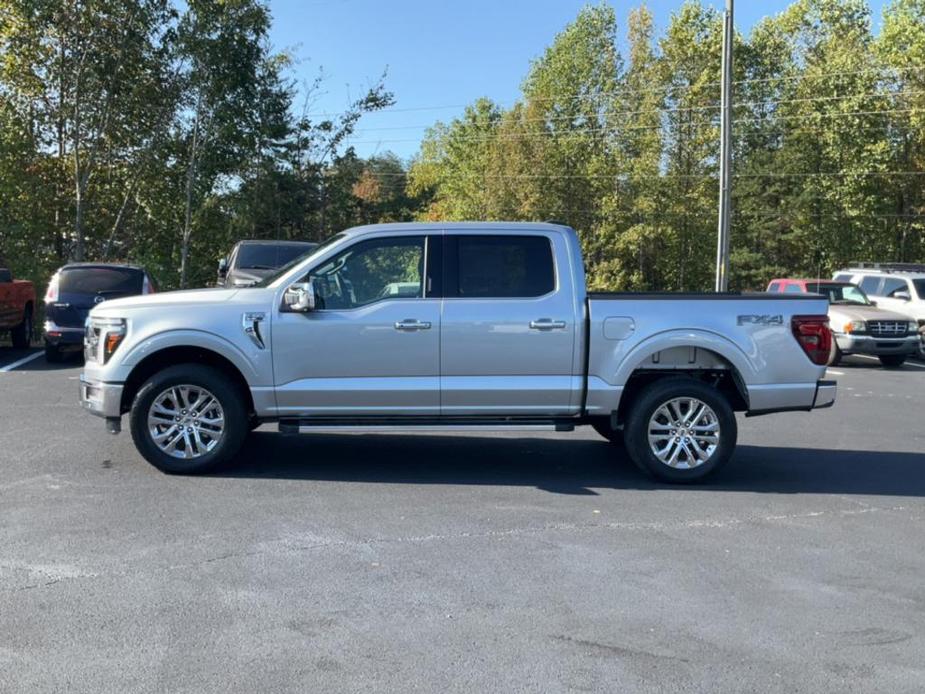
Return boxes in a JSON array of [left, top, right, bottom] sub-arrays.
[[129, 364, 248, 474], [623, 377, 737, 484]]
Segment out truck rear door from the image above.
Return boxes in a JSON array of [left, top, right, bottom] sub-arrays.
[[440, 232, 579, 415]]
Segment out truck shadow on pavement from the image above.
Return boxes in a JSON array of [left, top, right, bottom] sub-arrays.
[[220, 432, 925, 497]]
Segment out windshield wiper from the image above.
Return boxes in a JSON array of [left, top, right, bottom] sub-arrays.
[[240, 264, 275, 270]]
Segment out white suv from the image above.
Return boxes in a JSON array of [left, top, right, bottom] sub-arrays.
[[834, 264, 925, 356]]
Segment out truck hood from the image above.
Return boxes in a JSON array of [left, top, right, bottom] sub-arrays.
[[829, 303, 914, 323], [90, 287, 241, 314]]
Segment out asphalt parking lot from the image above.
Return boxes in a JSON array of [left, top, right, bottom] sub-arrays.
[[1, 348, 924, 693]]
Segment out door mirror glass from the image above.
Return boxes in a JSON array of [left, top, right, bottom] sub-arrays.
[[894, 290, 911, 302], [217, 258, 228, 276], [283, 281, 315, 312]]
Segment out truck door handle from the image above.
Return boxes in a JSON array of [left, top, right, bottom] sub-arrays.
[[394, 319, 432, 331], [530, 319, 567, 330]]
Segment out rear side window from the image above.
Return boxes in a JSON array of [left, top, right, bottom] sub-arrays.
[[59, 267, 143, 294], [858, 276, 882, 295], [833, 273, 853, 282], [767, 281, 781, 292], [448, 235, 555, 298]]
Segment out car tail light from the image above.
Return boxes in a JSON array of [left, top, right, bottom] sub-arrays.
[[45, 273, 59, 302], [792, 315, 832, 365]]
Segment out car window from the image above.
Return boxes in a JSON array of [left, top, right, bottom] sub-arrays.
[[881, 277, 909, 297], [451, 235, 555, 298], [0, 268, 11, 283], [833, 273, 853, 282], [806, 283, 870, 305], [236, 243, 314, 270], [858, 276, 882, 295], [784, 283, 803, 293], [767, 281, 781, 292], [308, 236, 424, 310], [913, 279, 925, 300], [59, 267, 144, 294]]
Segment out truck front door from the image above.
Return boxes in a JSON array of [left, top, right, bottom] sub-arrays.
[[272, 234, 441, 416]]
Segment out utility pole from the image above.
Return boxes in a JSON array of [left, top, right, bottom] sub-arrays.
[[714, 0, 734, 292]]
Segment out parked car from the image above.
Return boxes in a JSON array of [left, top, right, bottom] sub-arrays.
[[833, 263, 925, 357], [44, 263, 156, 362], [0, 265, 36, 348], [767, 278, 918, 367], [79, 222, 836, 483], [217, 240, 318, 288]]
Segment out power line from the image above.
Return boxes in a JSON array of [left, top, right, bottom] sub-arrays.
[[305, 66, 925, 118]]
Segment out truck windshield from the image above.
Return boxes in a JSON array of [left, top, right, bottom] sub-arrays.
[[237, 243, 315, 270], [805, 282, 870, 306], [253, 234, 346, 288]]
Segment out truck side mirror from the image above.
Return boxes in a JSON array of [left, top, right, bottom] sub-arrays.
[[217, 258, 228, 276], [894, 290, 911, 302], [283, 281, 316, 312]]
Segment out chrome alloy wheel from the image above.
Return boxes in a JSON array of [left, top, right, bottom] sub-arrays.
[[647, 397, 720, 469], [147, 385, 225, 459]]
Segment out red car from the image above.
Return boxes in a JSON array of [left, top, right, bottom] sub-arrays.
[[0, 264, 36, 348]]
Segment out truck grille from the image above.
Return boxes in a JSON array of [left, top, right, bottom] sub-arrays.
[[868, 320, 908, 338]]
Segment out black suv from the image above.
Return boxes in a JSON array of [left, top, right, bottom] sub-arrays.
[[217, 240, 318, 288], [44, 263, 155, 362]]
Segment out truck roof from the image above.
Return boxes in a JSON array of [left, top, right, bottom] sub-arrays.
[[236, 239, 316, 246], [340, 221, 573, 238]]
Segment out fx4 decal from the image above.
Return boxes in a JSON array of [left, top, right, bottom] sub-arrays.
[[737, 314, 783, 326]]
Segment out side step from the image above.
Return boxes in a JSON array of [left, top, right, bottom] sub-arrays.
[[279, 417, 576, 435]]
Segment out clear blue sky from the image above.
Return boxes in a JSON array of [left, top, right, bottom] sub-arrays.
[[267, 0, 889, 161]]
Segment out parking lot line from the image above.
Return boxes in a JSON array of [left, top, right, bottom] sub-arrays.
[[0, 351, 42, 372]]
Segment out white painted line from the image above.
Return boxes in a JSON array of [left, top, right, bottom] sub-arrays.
[[826, 369, 845, 376], [852, 354, 879, 362], [903, 360, 925, 369], [0, 351, 43, 372]]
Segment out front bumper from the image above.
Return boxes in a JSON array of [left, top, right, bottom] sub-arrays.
[[79, 376, 123, 418], [835, 333, 919, 356]]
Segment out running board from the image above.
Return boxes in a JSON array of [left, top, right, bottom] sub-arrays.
[[279, 417, 576, 435]]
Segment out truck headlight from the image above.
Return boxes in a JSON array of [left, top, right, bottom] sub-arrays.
[[843, 320, 866, 334], [908, 321, 918, 333], [86, 317, 126, 364]]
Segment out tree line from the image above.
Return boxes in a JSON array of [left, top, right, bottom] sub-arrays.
[[1, 0, 923, 294]]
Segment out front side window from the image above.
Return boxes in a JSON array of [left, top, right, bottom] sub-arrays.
[[881, 277, 910, 297], [806, 283, 870, 305], [450, 235, 555, 298], [308, 236, 424, 310]]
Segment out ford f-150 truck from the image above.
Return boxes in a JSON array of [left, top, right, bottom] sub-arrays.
[[79, 223, 836, 482], [0, 265, 36, 348]]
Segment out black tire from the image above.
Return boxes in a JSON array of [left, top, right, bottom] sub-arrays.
[[129, 364, 248, 474], [623, 377, 737, 484], [44, 341, 63, 363], [830, 344, 843, 367], [10, 306, 33, 348], [879, 354, 906, 368]]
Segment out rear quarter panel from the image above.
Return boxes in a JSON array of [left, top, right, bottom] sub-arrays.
[[586, 294, 829, 414]]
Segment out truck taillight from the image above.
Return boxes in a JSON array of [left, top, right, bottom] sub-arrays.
[[791, 315, 832, 366], [45, 274, 59, 302]]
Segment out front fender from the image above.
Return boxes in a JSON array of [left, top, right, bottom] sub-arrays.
[[117, 329, 262, 385]]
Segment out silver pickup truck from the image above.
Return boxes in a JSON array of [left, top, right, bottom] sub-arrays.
[[80, 222, 836, 482]]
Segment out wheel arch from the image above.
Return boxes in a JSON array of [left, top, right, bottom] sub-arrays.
[[120, 345, 255, 416]]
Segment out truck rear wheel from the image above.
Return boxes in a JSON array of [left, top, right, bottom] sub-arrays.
[[129, 364, 248, 474], [623, 377, 737, 484], [10, 306, 33, 348]]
